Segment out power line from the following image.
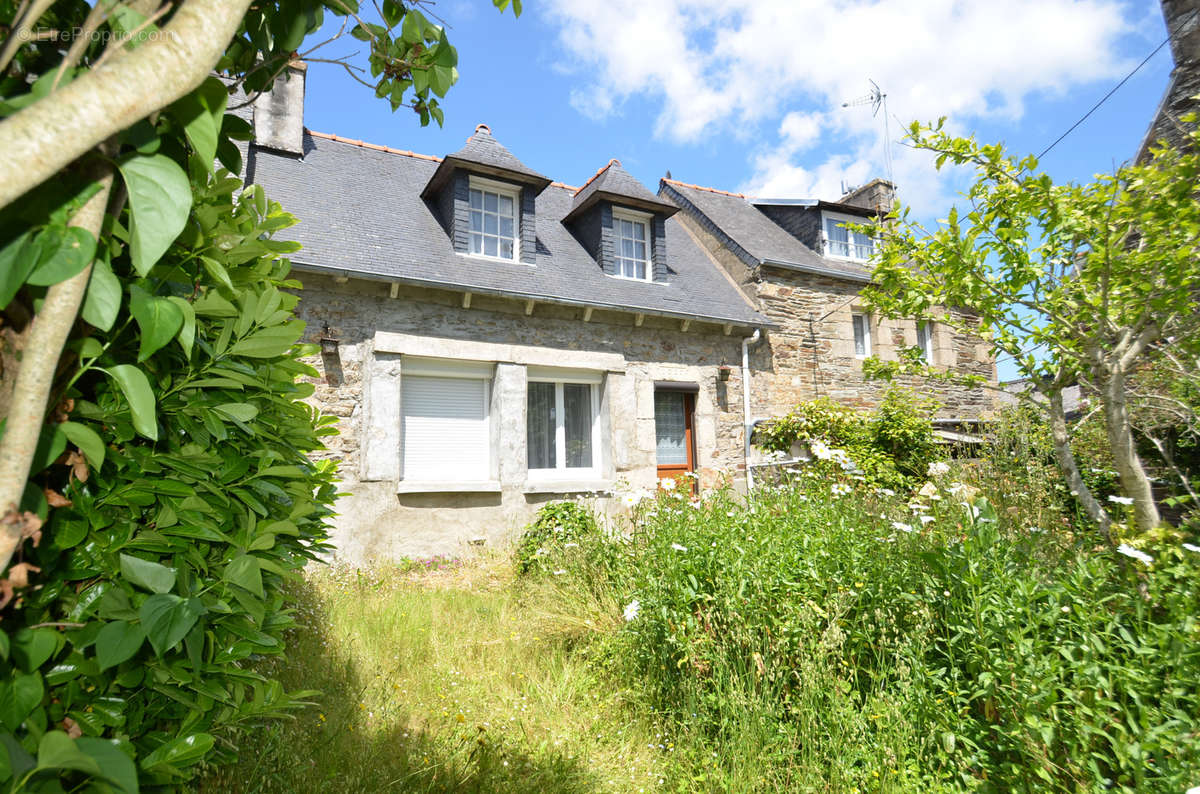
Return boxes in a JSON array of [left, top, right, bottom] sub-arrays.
[[1037, 7, 1198, 160]]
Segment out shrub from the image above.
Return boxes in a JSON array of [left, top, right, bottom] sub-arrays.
[[755, 386, 941, 491], [0, 172, 336, 789], [573, 481, 1200, 791], [515, 502, 600, 575]]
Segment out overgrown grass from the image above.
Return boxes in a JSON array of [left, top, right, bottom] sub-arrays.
[[193, 558, 668, 792]]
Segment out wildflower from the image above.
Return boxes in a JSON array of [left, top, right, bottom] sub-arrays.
[[670, 543, 688, 552], [1183, 543, 1200, 554], [552, 569, 566, 576], [876, 487, 896, 497], [918, 481, 939, 499], [1107, 495, 1134, 505], [831, 483, 851, 497], [810, 440, 833, 460], [927, 461, 951, 478], [1116, 544, 1153, 566], [892, 521, 915, 534], [1061, 606, 1070, 613], [919, 514, 935, 525], [623, 599, 641, 622], [659, 477, 677, 491]]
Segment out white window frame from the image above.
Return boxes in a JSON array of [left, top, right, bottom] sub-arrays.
[[399, 357, 494, 484], [467, 175, 520, 263], [852, 313, 872, 358], [526, 368, 602, 480], [612, 207, 653, 282], [916, 321, 934, 362], [822, 210, 876, 262]]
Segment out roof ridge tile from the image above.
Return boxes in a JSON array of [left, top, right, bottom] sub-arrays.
[[306, 129, 443, 162], [575, 158, 621, 196], [662, 177, 745, 199]]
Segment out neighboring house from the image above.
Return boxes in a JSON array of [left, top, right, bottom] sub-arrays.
[[1137, 0, 1200, 161], [239, 67, 995, 561]]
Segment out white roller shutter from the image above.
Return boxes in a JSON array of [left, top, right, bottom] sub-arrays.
[[401, 375, 490, 481]]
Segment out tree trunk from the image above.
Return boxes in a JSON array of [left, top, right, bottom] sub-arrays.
[[0, 167, 114, 572], [1047, 388, 1112, 540], [1102, 363, 1161, 532]]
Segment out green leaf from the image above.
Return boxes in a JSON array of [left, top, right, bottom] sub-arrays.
[[60, 421, 105, 470], [0, 734, 35, 780], [213, 403, 259, 423], [228, 322, 304, 358], [171, 77, 228, 170], [0, 230, 37, 308], [140, 594, 204, 656], [216, 135, 243, 174], [130, 285, 184, 361], [37, 731, 102, 776], [167, 296, 196, 357], [140, 732, 213, 771], [224, 555, 263, 597], [119, 553, 176, 594], [29, 422, 67, 474], [0, 672, 44, 730], [81, 256, 121, 330], [201, 257, 235, 292], [104, 365, 158, 441], [117, 153, 192, 276], [11, 628, 59, 672], [94, 621, 147, 671], [76, 738, 139, 793], [27, 226, 97, 286]]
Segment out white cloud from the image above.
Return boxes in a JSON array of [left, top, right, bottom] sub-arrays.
[[543, 0, 1139, 212]]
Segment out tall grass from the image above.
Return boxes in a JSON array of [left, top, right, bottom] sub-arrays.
[[544, 477, 1200, 791], [193, 558, 667, 792]]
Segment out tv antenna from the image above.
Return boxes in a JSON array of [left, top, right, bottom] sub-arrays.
[[841, 79, 895, 194]]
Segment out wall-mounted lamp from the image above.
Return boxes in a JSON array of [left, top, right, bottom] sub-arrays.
[[717, 364, 733, 382], [319, 323, 340, 355]]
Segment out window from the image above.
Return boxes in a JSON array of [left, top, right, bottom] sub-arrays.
[[852, 313, 871, 358], [527, 370, 601, 477], [401, 359, 492, 481], [468, 177, 519, 260], [823, 212, 875, 262], [613, 208, 651, 281], [916, 321, 934, 362]]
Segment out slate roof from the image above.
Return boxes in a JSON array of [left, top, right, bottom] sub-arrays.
[[565, 159, 678, 223], [661, 179, 872, 282], [246, 131, 767, 327], [421, 124, 552, 199]]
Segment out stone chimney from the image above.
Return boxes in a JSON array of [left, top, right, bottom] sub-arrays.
[[838, 178, 896, 215], [253, 62, 307, 155]]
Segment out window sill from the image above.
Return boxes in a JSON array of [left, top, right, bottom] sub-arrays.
[[456, 252, 534, 267], [396, 480, 502, 494], [523, 479, 613, 495]]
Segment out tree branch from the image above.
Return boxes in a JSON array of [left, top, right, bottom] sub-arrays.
[[0, 0, 255, 210]]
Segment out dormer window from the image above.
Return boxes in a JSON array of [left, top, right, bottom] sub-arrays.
[[468, 176, 519, 261], [823, 211, 875, 262], [613, 207, 651, 281]]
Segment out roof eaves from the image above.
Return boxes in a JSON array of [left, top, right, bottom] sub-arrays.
[[760, 258, 872, 283], [291, 261, 773, 329]]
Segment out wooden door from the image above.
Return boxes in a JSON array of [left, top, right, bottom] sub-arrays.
[[654, 390, 696, 493]]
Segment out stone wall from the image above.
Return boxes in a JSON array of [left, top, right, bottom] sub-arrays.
[[676, 213, 996, 422], [292, 273, 754, 562]]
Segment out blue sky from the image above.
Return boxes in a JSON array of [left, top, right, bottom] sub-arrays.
[[299, 0, 1173, 378]]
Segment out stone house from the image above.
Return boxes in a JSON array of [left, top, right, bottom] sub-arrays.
[[241, 69, 995, 562]]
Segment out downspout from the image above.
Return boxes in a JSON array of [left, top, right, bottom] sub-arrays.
[[742, 328, 763, 491]]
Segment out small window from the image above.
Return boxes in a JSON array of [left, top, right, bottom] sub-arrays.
[[613, 208, 651, 281], [468, 177, 519, 261], [852, 313, 871, 358], [402, 364, 492, 481], [527, 375, 600, 477], [823, 212, 874, 262], [916, 321, 934, 362]]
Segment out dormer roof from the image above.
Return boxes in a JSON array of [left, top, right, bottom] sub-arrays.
[[563, 159, 678, 225], [420, 124, 552, 199]]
